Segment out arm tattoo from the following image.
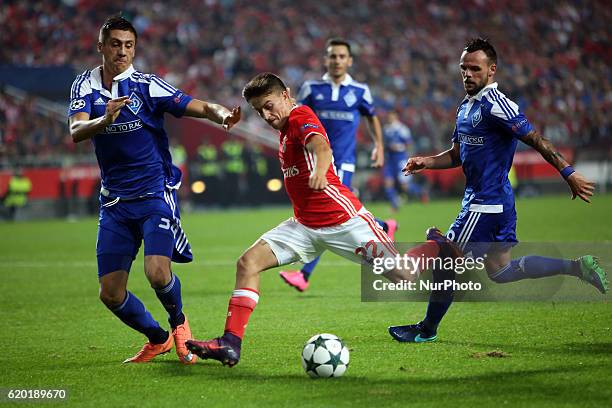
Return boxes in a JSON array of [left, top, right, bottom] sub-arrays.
[[520, 130, 568, 171]]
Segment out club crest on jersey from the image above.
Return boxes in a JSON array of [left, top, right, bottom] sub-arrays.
[[70, 99, 86, 111], [127, 92, 143, 115], [343, 90, 357, 107], [472, 106, 482, 127]]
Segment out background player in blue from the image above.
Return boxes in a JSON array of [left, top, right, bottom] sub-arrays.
[[383, 111, 416, 211], [68, 16, 241, 363], [388, 38, 607, 343], [279, 38, 396, 292]]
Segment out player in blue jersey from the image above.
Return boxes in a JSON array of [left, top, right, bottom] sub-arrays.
[[279, 38, 396, 292], [388, 38, 607, 343], [68, 16, 240, 363], [382, 111, 419, 211]]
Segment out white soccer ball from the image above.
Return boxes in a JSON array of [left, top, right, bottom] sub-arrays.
[[301, 333, 350, 378]]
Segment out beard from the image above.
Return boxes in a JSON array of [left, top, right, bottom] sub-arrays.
[[464, 80, 485, 96]]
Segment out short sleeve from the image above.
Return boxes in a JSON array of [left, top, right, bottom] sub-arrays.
[[148, 75, 193, 118], [357, 84, 376, 117], [67, 74, 92, 117], [293, 108, 328, 147], [484, 91, 534, 138]]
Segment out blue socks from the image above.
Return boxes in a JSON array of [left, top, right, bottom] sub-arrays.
[[376, 217, 389, 233], [301, 257, 321, 280], [423, 267, 455, 332], [489, 256, 580, 283], [421, 256, 580, 332], [154, 273, 185, 328], [385, 186, 400, 211], [108, 273, 185, 344], [111, 291, 168, 344]]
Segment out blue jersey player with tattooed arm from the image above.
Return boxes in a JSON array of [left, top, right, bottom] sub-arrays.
[[388, 38, 607, 343], [68, 16, 240, 363]]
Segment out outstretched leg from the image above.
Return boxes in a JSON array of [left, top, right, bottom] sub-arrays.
[[187, 240, 279, 366], [486, 249, 608, 293]]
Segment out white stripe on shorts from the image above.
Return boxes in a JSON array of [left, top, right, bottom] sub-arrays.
[[459, 212, 481, 249]]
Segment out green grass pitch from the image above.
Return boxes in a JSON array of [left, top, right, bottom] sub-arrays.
[[1, 194, 611, 407]]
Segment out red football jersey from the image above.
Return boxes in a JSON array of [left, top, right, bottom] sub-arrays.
[[278, 105, 362, 228]]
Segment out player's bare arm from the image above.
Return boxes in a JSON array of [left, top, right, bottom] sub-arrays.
[[184, 99, 241, 130], [69, 96, 132, 143], [520, 130, 595, 203], [306, 134, 332, 191], [403, 143, 461, 175], [365, 115, 385, 168]]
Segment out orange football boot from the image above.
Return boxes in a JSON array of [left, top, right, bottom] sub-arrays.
[[123, 334, 173, 363], [172, 315, 198, 365]]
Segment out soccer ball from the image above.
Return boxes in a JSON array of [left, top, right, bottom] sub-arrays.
[[301, 333, 350, 378]]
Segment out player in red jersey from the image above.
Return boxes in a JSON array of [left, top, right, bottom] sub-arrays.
[[186, 73, 446, 366]]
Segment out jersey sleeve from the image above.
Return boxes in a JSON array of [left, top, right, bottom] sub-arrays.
[[451, 125, 459, 143], [147, 75, 193, 118], [293, 108, 328, 147], [484, 92, 534, 139], [67, 73, 92, 117], [357, 84, 376, 116], [296, 81, 312, 106]]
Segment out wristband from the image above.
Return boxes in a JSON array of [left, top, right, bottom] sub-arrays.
[[560, 166, 575, 180]]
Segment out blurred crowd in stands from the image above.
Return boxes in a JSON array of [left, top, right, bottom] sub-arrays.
[[1, 0, 610, 167]]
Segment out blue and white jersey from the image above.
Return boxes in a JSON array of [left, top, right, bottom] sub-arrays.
[[452, 82, 534, 213], [297, 73, 375, 168], [68, 65, 192, 199], [384, 121, 412, 153]]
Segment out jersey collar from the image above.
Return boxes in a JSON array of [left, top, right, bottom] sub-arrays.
[[113, 65, 136, 81], [463, 81, 498, 102], [90, 65, 136, 99], [322, 73, 353, 86]]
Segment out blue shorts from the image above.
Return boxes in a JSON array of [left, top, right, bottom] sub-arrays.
[[446, 206, 518, 258], [96, 189, 192, 278], [335, 162, 354, 188], [383, 152, 408, 184]]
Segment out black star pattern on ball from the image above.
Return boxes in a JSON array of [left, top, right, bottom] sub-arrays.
[[312, 336, 328, 349], [324, 351, 342, 371], [305, 354, 319, 374]]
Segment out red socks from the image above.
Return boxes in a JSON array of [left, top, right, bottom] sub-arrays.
[[224, 288, 259, 339]]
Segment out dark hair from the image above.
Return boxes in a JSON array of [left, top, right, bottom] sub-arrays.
[[464, 38, 497, 64], [99, 15, 138, 44], [242, 72, 287, 101], [325, 38, 352, 56]]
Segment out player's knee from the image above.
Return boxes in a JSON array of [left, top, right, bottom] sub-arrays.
[[236, 254, 261, 277], [487, 263, 511, 283], [144, 259, 171, 288], [99, 287, 125, 308], [485, 259, 506, 281]]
